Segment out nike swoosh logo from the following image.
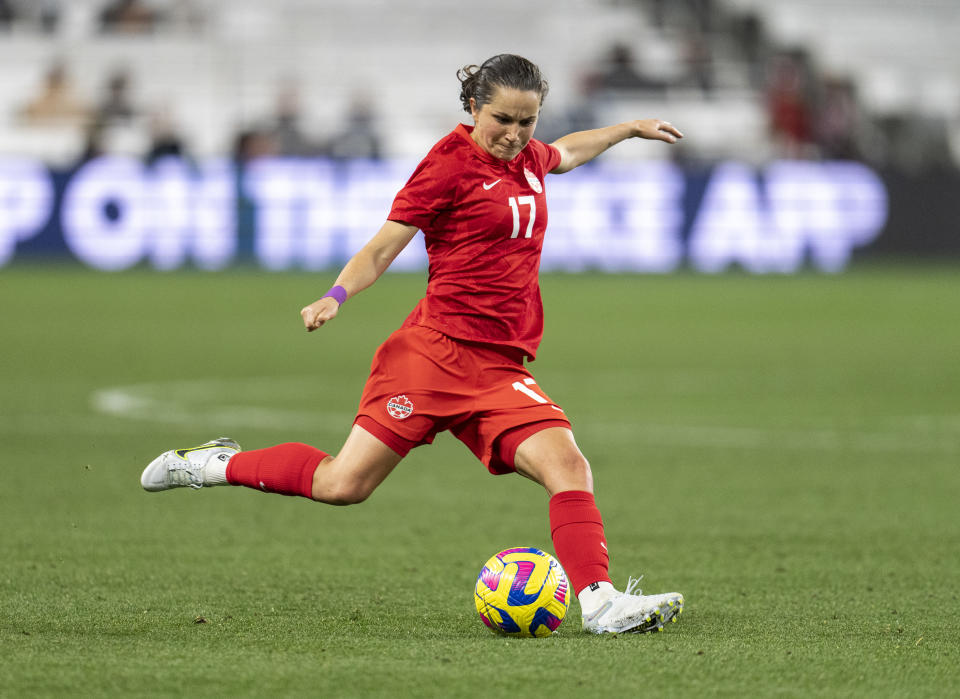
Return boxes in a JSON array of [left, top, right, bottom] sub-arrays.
[[482, 179, 502, 190], [175, 445, 212, 459]]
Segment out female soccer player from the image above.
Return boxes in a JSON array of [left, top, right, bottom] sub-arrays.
[[142, 54, 685, 635]]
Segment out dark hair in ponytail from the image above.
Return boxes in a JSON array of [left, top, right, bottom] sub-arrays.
[[457, 54, 549, 114]]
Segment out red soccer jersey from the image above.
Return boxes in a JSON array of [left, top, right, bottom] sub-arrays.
[[389, 123, 562, 360]]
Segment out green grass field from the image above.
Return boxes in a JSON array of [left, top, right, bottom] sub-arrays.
[[2, 265, 958, 697]]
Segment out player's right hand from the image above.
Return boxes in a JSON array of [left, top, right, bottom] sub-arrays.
[[300, 297, 341, 331]]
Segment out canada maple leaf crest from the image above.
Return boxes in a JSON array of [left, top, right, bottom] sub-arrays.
[[523, 167, 543, 194], [386, 394, 414, 419]]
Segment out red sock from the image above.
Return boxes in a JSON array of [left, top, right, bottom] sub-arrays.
[[225, 443, 328, 499], [549, 490, 612, 595]]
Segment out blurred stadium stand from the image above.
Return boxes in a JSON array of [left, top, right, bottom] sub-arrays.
[[724, 0, 960, 170], [726, 0, 960, 119], [2, 0, 685, 163], [0, 0, 955, 169]]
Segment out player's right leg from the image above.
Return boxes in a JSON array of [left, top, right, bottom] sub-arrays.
[[140, 425, 403, 504]]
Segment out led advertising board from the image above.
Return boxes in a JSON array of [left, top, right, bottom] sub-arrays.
[[0, 156, 892, 272]]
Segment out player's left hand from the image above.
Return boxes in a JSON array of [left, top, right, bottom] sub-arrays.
[[632, 119, 683, 144]]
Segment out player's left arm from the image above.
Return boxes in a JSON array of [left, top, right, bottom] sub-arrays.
[[549, 120, 683, 174]]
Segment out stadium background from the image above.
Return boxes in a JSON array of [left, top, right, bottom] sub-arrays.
[[2, 1, 959, 697], [2, 0, 959, 269]]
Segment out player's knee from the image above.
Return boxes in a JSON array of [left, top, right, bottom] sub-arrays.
[[565, 451, 593, 486], [543, 451, 592, 494], [314, 471, 375, 506], [324, 480, 373, 506], [311, 453, 387, 505]]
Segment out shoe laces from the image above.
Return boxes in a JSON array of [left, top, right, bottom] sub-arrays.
[[624, 575, 644, 596], [169, 461, 203, 489]]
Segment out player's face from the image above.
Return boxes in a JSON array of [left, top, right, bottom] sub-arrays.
[[470, 87, 541, 161]]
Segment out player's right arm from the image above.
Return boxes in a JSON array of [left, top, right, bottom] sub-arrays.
[[300, 220, 419, 331]]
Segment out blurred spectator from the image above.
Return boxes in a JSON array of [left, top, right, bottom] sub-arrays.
[[327, 94, 382, 160], [78, 121, 107, 164], [96, 68, 138, 125], [270, 83, 317, 156], [2, 0, 61, 32], [948, 111, 960, 171], [163, 0, 205, 32], [233, 125, 278, 259], [18, 61, 91, 127], [535, 75, 599, 144], [145, 107, 187, 164], [641, 0, 718, 35], [876, 114, 955, 174], [233, 128, 278, 164], [731, 11, 769, 89], [37, 0, 60, 33], [644, 0, 667, 28], [816, 77, 862, 160], [678, 29, 715, 94], [100, 0, 159, 34], [685, 0, 718, 34], [0, 0, 16, 29], [594, 42, 667, 93], [765, 50, 816, 158]]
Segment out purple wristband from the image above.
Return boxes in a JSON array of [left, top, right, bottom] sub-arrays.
[[322, 285, 347, 305]]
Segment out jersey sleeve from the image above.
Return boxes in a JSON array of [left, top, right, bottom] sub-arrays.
[[528, 139, 562, 177], [388, 148, 456, 231]]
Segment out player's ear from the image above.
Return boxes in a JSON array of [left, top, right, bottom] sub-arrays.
[[469, 97, 479, 121]]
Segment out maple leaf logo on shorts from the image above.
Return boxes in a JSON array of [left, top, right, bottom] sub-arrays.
[[386, 395, 414, 420]]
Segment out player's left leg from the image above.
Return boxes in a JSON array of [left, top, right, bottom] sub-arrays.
[[514, 427, 684, 634]]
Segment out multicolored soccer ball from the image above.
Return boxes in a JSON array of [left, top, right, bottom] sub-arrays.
[[474, 547, 570, 637]]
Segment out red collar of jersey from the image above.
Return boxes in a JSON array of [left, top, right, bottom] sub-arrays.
[[455, 123, 521, 170]]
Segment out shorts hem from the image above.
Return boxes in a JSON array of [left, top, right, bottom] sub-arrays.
[[489, 418, 572, 475], [354, 415, 421, 458]]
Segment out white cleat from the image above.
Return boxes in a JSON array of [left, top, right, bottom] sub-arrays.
[[140, 438, 240, 492], [581, 577, 684, 634]]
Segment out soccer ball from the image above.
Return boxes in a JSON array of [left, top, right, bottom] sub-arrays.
[[474, 547, 570, 637]]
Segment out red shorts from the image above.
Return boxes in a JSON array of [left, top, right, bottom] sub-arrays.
[[354, 325, 570, 474]]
